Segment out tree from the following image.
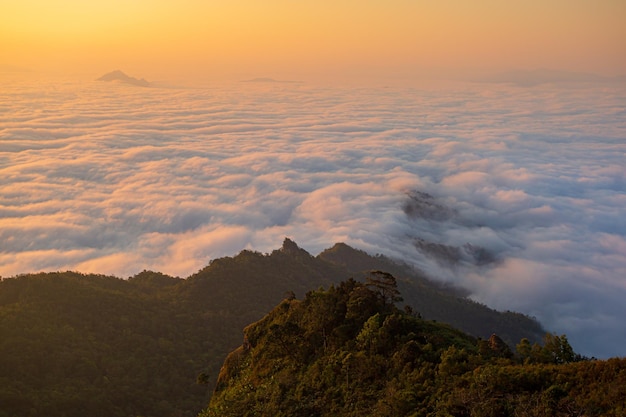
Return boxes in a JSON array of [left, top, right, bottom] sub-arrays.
[[487, 333, 513, 359], [516, 338, 533, 363], [365, 271, 402, 308], [356, 313, 381, 352], [516, 334, 579, 364], [542, 333, 576, 364]]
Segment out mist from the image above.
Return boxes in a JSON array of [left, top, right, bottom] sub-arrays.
[[1, 75, 624, 358]]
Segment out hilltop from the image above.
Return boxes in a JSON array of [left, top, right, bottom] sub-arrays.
[[96, 70, 151, 87], [203, 278, 625, 416], [0, 239, 546, 417]]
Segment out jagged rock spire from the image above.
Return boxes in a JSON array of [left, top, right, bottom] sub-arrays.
[[280, 238, 301, 254]]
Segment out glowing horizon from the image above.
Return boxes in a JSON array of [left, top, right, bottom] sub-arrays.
[[2, 1, 625, 82], [1, 78, 625, 358], [2, 0, 626, 360]]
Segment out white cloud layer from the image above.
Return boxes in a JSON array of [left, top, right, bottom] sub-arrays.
[[1, 76, 625, 358]]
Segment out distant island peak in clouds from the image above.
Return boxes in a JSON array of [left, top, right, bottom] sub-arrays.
[[97, 70, 151, 87]]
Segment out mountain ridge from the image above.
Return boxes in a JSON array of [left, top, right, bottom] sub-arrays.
[[202, 280, 623, 416], [0, 239, 547, 417]]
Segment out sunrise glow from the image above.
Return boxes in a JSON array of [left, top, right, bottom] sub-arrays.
[[2, 0, 626, 371], [2, 0, 625, 81]]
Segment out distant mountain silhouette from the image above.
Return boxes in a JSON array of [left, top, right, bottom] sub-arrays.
[[475, 68, 625, 87], [402, 190, 499, 267], [97, 70, 151, 87]]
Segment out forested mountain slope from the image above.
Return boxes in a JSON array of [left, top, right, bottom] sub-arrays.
[[1, 239, 546, 417], [203, 278, 625, 417], [318, 242, 545, 346]]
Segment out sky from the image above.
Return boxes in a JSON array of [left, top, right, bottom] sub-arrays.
[[1, 1, 625, 359], [1, 78, 625, 358], [1, 1, 625, 81]]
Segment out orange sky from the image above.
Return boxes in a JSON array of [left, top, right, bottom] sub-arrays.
[[1, 0, 625, 82]]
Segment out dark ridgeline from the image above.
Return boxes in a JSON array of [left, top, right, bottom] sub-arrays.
[[1, 239, 550, 417]]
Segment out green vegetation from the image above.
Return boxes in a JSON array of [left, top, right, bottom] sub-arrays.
[[0, 239, 549, 416], [202, 277, 625, 417], [0, 271, 208, 417]]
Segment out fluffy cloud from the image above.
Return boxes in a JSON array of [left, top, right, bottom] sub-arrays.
[[1, 76, 625, 358]]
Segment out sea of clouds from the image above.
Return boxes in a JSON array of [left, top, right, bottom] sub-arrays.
[[1, 75, 624, 358]]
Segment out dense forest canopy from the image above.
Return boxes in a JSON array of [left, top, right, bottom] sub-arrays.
[[0, 239, 583, 417], [203, 277, 625, 417]]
